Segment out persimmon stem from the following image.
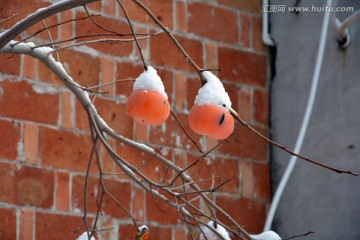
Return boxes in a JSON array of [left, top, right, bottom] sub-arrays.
[[117, 0, 147, 70]]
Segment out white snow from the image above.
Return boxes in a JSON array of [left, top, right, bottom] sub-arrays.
[[194, 71, 232, 109], [33, 46, 53, 55], [138, 225, 148, 232], [133, 66, 168, 99], [199, 220, 231, 240], [250, 231, 281, 240], [76, 232, 95, 240]]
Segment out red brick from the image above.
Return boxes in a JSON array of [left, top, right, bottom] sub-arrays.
[[0, 163, 54, 207], [101, 58, 115, 96], [253, 89, 269, 124], [86, 0, 102, 12], [0, 80, 59, 124], [205, 42, 217, 69], [206, 138, 219, 152], [24, 122, 38, 164], [56, 172, 70, 211], [116, 62, 143, 98], [115, 142, 149, 172], [241, 161, 254, 197], [76, 97, 133, 136], [0, 0, 40, 29], [218, 124, 268, 160], [188, 3, 238, 43], [157, 68, 174, 105], [0, 0, 56, 39], [223, 82, 239, 113], [253, 163, 271, 198], [218, 46, 267, 86], [0, 54, 21, 75], [61, 91, 75, 129], [39, 127, 93, 171], [175, 1, 187, 31], [252, 16, 266, 52], [116, 141, 171, 182], [131, 187, 145, 221], [20, 208, 34, 240], [38, 48, 100, 87], [0, 208, 17, 240], [187, 154, 240, 193], [134, 122, 149, 142], [99, 137, 116, 173], [59, 10, 74, 44], [174, 229, 187, 240], [72, 175, 131, 219], [150, 33, 203, 72], [146, 226, 172, 239], [103, 0, 117, 16], [171, 149, 188, 186], [146, 190, 179, 225], [218, 0, 262, 13], [23, 55, 37, 79], [98, 220, 115, 240], [239, 87, 252, 121], [150, 112, 201, 151], [35, 212, 90, 240], [0, 119, 20, 160], [174, 72, 187, 111], [75, 12, 133, 56], [186, 77, 202, 112], [118, 224, 138, 239], [135, 25, 149, 58], [121, 0, 174, 29], [240, 13, 251, 48], [216, 196, 266, 233]]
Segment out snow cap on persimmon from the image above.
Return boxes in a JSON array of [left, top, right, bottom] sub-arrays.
[[133, 66, 168, 99], [194, 71, 232, 109]]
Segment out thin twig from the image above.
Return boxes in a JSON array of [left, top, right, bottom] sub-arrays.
[[170, 109, 204, 154], [229, 108, 358, 176], [132, 0, 205, 83], [13, 14, 101, 46], [46, 31, 162, 55], [116, 0, 147, 70], [0, 13, 19, 24], [283, 231, 314, 240], [41, 20, 59, 61], [84, 6, 123, 36]]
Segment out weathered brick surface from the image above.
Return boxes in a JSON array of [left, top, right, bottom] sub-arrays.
[[188, 3, 238, 43], [0, 0, 270, 238], [39, 127, 93, 171], [218, 46, 267, 86], [150, 33, 203, 72], [35, 212, 88, 240], [0, 163, 54, 207], [216, 196, 267, 233], [0, 119, 20, 160], [0, 208, 17, 240], [0, 80, 59, 124]]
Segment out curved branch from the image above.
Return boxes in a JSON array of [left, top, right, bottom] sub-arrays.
[[1, 40, 252, 240], [0, 0, 99, 49]]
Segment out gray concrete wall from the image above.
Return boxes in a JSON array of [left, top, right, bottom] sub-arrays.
[[270, 0, 360, 239]]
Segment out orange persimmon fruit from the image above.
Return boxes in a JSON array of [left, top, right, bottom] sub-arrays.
[[127, 90, 170, 126], [188, 104, 234, 140]]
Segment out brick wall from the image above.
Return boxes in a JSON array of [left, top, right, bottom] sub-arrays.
[[0, 0, 270, 239]]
